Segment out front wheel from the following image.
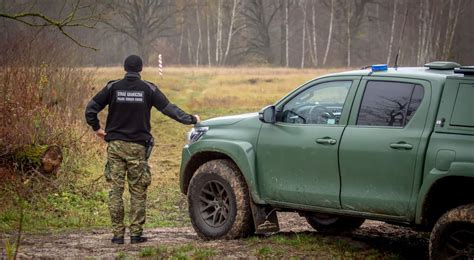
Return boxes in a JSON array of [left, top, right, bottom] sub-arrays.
[[429, 204, 474, 260], [187, 159, 254, 240], [305, 213, 365, 233]]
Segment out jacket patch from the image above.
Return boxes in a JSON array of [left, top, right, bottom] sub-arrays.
[[116, 90, 144, 103]]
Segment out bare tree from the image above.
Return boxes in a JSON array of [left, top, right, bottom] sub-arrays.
[[442, 0, 461, 60], [103, 0, 182, 63], [322, 0, 334, 66], [206, 11, 212, 66], [387, 0, 398, 65], [341, 0, 372, 67], [195, 0, 202, 66], [242, 0, 281, 63], [0, 0, 101, 50], [345, 0, 352, 67], [3, 0, 472, 67], [279, 0, 291, 67], [215, 0, 223, 64], [416, 0, 438, 65], [285, 0, 289, 67], [309, 0, 318, 67], [222, 0, 244, 65], [300, 0, 307, 68]]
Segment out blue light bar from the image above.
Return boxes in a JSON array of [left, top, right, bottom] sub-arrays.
[[371, 64, 388, 72]]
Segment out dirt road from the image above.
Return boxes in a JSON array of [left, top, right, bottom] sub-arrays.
[[1, 212, 429, 259]]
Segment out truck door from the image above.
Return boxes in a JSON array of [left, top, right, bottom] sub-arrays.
[[256, 76, 360, 208], [339, 77, 430, 216]]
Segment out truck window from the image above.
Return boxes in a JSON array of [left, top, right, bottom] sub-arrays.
[[451, 83, 474, 127], [280, 81, 351, 125], [357, 81, 424, 127]]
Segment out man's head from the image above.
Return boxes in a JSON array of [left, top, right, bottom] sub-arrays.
[[124, 55, 143, 73]]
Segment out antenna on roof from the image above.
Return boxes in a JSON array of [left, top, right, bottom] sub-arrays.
[[394, 6, 409, 70]]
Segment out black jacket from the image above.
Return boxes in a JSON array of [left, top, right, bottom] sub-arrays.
[[85, 72, 196, 144]]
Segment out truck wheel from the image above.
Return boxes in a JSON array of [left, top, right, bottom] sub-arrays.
[[305, 213, 364, 233], [188, 159, 253, 240], [429, 204, 474, 260]]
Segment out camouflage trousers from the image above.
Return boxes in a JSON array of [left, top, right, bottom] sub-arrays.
[[105, 140, 151, 237]]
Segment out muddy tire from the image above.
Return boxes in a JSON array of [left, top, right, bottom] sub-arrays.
[[305, 213, 364, 233], [188, 159, 254, 240], [429, 204, 474, 260]]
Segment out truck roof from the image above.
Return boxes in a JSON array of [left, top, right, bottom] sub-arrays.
[[329, 67, 462, 82]]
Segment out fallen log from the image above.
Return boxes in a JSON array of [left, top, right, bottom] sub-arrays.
[[15, 145, 62, 174]]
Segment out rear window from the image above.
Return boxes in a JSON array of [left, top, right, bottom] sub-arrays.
[[357, 81, 424, 127], [450, 83, 474, 127]]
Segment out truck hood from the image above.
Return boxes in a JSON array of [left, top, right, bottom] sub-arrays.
[[199, 112, 258, 127]]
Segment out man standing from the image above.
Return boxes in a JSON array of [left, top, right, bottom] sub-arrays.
[[85, 55, 199, 244]]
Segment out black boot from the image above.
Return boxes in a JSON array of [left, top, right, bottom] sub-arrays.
[[130, 235, 148, 244], [111, 236, 124, 244]]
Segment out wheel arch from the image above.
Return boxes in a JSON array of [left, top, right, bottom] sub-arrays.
[[181, 140, 265, 204], [417, 176, 474, 229]]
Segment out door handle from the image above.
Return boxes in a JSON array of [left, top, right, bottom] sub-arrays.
[[390, 142, 413, 150], [315, 138, 337, 145]]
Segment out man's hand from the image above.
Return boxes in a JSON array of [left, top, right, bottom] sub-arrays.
[[95, 129, 107, 140], [194, 115, 201, 124]]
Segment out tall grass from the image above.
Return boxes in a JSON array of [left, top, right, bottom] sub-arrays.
[[0, 33, 107, 233]]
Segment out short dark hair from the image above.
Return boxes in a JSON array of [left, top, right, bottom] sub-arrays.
[[124, 55, 143, 72]]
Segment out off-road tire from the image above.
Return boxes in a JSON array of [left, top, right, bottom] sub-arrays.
[[305, 213, 365, 233], [429, 204, 474, 260], [188, 159, 254, 240]]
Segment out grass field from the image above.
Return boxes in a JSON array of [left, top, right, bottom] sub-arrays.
[[1, 67, 343, 233], [114, 66, 344, 229]]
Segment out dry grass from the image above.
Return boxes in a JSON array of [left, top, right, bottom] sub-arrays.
[[89, 67, 349, 227], [87, 66, 348, 228], [94, 66, 343, 111]]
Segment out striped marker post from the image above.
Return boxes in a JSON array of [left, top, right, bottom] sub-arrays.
[[158, 54, 163, 78]]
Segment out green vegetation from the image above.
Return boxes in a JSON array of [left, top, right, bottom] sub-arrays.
[[192, 248, 217, 259], [245, 233, 395, 259], [256, 245, 274, 256], [136, 243, 216, 259], [116, 251, 134, 260]]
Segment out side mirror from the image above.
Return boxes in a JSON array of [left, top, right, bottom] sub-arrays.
[[259, 105, 276, 123]]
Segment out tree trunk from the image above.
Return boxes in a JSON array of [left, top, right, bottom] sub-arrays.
[[137, 39, 150, 65], [446, 0, 461, 59], [187, 28, 193, 64], [178, 29, 184, 64], [322, 0, 334, 66], [223, 0, 239, 65], [195, 0, 202, 66], [280, 0, 286, 66], [206, 12, 212, 66], [416, 0, 423, 64], [311, 0, 318, 67], [443, 0, 461, 60], [215, 0, 222, 64], [375, 3, 381, 37], [301, 0, 306, 68], [346, 1, 351, 67], [387, 0, 398, 65], [285, 0, 289, 67]]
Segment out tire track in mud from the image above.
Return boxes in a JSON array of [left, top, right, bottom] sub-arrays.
[[0, 213, 429, 259]]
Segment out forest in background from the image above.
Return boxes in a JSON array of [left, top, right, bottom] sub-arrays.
[[1, 0, 473, 68]]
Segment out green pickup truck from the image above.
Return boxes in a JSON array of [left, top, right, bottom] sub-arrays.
[[179, 62, 474, 259]]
